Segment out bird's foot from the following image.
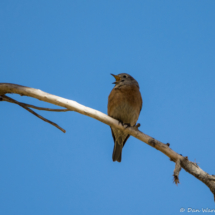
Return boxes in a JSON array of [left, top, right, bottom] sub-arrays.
[[117, 120, 131, 129], [117, 120, 124, 126], [118, 121, 141, 130], [123, 123, 131, 129]]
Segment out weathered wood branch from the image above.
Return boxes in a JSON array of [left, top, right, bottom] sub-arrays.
[[0, 83, 215, 200], [1, 95, 70, 112], [173, 158, 182, 185], [1, 95, 67, 133]]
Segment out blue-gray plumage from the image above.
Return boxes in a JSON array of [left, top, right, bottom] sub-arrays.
[[108, 73, 142, 162]]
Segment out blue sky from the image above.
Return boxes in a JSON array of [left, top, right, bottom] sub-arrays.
[[1, 0, 215, 214]]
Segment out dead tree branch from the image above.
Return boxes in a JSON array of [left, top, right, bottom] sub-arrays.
[[1, 94, 70, 112], [173, 158, 182, 185], [0, 83, 215, 200], [1, 95, 66, 133]]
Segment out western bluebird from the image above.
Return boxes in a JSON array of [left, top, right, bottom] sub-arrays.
[[108, 73, 142, 162]]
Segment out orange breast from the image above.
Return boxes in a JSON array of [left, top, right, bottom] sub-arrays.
[[108, 85, 142, 125]]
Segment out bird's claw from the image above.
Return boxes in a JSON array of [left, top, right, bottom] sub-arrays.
[[117, 120, 131, 129], [118, 121, 140, 130], [118, 120, 124, 126], [123, 123, 130, 129]]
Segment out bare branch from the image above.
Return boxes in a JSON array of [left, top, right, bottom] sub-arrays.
[[173, 159, 182, 185], [1, 95, 70, 112], [1, 95, 66, 133], [0, 83, 215, 200]]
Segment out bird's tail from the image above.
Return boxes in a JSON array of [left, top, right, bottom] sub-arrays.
[[112, 142, 123, 162]]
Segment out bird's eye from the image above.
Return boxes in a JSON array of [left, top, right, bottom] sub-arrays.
[[123, 75, 126, 78]]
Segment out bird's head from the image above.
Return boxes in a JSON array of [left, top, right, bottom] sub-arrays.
[[111, 73, 139, 88]]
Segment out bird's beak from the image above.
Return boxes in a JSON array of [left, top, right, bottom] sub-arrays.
[[111, 74, 121, 84]]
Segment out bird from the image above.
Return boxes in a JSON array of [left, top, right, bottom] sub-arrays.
[[108, 73, 142, 162]]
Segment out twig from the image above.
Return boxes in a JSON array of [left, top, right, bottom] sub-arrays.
[[173, 158, 182, 185], [1, 95, 66, 133], [1, 95, 70, 112]]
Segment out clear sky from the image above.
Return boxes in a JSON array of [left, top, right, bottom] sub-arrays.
[[1, 0, 215, 214]]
